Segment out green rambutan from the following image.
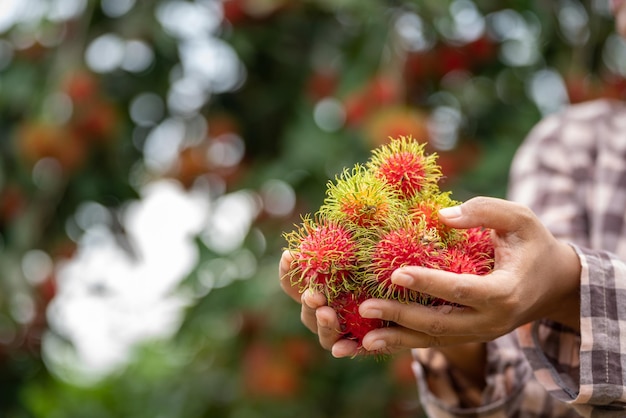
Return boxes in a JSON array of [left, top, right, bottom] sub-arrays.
[[319, 164, 404, 229], [367, 136, 441, 199], [408, 191, 461, 243], [283, 217, 359, 296]]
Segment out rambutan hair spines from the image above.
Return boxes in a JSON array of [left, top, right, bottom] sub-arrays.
[[408, 190, 463, 245], [319, 164, 405, 230], [367, 135, 442, 200], [283, 216, 361, 297], [361, 219, 446, 304]]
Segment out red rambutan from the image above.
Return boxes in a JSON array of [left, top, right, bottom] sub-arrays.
[[367, 136, 441, 199], [445, 227, 494, 275], [329, 290, 387, 348], [408, 191, 461, 243], [282, 135, 496, 352], [364, 221, 445, 303], [283, 217, 359, 296]]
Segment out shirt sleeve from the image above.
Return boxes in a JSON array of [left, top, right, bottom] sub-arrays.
[[510, 100, 626, 415], [516, 245, 626, 417], [412, 99, 626, 417]]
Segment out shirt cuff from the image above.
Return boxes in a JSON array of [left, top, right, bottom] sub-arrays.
[[412, 333, 533, 416]]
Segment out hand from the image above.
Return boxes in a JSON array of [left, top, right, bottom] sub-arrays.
[[356, 196, 581, 354], [279, 251, 357, 356]]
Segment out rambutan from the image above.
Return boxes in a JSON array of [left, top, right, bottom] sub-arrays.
[[408, 191, 461, 243], [367, 136, 441, 199], [329, 290, 387, 348], [319, 165, 404, 229], [282, 135, 496, 353], [363, 221, 445, 304], [445, 227, 494, 275], [283, 217, 359, 296]]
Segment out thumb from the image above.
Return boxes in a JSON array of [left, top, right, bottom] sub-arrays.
[[438, 196, 536, 234]]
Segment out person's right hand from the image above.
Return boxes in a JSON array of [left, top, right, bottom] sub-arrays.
[[279, 251, 356, 356]]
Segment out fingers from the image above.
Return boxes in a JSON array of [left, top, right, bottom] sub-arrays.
[[359, 297, 487, 337], [331, 339, 360, 358], [300, 290, 345, 352], [439, 196, 536, 234], [361, 325, 481, 351], [279, 250, 303, 303], [390, 266, 496, 307], [315, 306, 342, 351]]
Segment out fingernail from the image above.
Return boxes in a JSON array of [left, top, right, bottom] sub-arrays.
[[316, 313, 329, 328], [439, 205, 462, 218], [391, 271, 412, 287], [302, 289, 314, 306], [367, 340, 386, 351], [360, 305, 382, 319]]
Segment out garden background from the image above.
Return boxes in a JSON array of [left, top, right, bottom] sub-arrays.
[[0, 0, 623, 417]]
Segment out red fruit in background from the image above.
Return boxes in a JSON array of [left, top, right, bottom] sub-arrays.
[[431, 141, 482, 185], [63, 71, 99, 104], [563, 72, 600, 104], [343, 75, 402, 128], [242, 341, 301, 398], [173, 145, 209, 188], [306, 70, 338, 102], [207, 113, 240, 139], [222, 0, 248, 24], [282, 336, 317, 368], [599, 74, 626, 100], [404, 49, 438, 82], [367, 75, 401, 106], [38, 274, 57, 305], [329, 291, 386, 347], [0, 184, 27, 224], [465, 36, 497, 66], [437, 44, 471, 75], [363, 106, 430, 149], [344, 90, 372, 127], [389, 350, 416, 386], [72, 99, 120, 144], [16, 121, 87, 173]]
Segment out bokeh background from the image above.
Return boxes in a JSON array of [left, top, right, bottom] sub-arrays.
[[0, 0, 624, 417]]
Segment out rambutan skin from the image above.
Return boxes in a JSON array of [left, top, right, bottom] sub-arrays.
[[320, 165, 404, 230], [281, 135, 497, 352], [329, 290, 387, 347], [446, 227, 495, 275], [363, 222, 446, 304], [367, 136, 442, 199], [283, 217, 359, 296]]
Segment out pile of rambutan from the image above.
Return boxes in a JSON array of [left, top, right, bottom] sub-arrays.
[[283, 136, 494, 349]]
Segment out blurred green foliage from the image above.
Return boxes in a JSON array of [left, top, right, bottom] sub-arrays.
[[0, 0, 623, 417]]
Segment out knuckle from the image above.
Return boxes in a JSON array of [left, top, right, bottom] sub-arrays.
[[452, 282, 472, 301], [426, 335, 443, 347], [427, 317, 448, 336], [389, 305, 408, 325]]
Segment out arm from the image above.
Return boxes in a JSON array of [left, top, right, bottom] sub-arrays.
[[508, 100, 626, 412]]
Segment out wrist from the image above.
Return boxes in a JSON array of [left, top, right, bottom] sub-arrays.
[[544, 242, 581, 331]]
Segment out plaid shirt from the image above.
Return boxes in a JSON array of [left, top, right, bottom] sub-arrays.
[[412, 99, 626, 417]]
